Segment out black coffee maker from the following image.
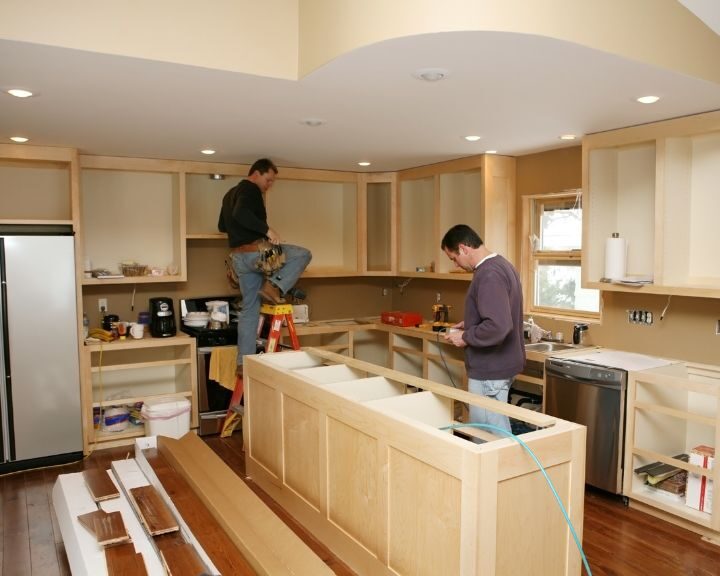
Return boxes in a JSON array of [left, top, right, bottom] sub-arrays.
[[149, 297, 176, 338]]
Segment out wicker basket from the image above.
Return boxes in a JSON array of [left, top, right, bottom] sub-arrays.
[[120, 263, 148, 277]]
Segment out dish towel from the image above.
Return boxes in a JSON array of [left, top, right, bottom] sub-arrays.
[[209, 345, 238, 391]]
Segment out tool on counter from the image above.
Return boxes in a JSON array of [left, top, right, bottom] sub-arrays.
[[380, 311, 423, 327], [431, 303, 452, 332]]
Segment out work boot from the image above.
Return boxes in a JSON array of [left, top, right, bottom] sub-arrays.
[[259, 280, 285, 304]]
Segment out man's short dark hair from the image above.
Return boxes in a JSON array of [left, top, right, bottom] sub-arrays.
[[441, 224, 483, 252], [249, 158, 278, 176]]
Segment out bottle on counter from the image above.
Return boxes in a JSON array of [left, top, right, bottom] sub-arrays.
[[82, 313, 89, 339]]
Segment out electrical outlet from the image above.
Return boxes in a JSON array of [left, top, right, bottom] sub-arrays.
[[98, 298, 107, 312], [436, 292, 442, 303], [627, 309, 653, 325], [382, 288, 389, 296]]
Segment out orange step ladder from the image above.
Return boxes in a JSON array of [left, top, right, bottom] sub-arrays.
[[220, 303, 300, 437]]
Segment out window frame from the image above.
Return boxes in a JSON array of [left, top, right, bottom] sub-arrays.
[[521, 191, 599, 321]]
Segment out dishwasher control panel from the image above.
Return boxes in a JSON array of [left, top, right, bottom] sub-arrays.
[[545, 358, 625, 384]]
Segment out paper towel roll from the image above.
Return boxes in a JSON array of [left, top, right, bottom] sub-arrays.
[[604, 233, 627, 280]]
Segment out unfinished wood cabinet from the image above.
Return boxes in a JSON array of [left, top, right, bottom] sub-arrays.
[[244, 348, 586, 576], [360, 173, 396, 275], [0, 144, 79, 226], [82, 335, 197, 452], [583, 110, 720, 297], [79, 156, 187, 284], [397, 154, 517, 279], [624, 361, 720, 541]]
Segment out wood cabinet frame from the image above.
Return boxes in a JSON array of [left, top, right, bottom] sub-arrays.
[[244, 348, 586, 576]]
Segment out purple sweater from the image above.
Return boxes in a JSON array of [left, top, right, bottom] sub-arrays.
[[462, 254, 526, 380]]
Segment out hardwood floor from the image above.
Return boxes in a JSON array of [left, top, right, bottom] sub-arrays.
[[2, 434, 720, 575]]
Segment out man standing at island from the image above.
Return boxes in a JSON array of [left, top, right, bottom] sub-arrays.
[[440, 224, 525, 433]]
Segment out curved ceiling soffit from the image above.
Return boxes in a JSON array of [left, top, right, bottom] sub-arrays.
[[296, 0, 720, 85]]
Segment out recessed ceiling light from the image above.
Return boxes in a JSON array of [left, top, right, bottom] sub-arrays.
[[358, 161, 371, 167], [559, 134, 577, 140], [464, 135, 482, 142], [485, 150, 497, 154], [6, 89, 34, 98], [301, 118, 325, 127], [637, 95, 660, 104], [10, 136, 29, 143], [200, 149, 216, 155], [413, 67, 449, 82]]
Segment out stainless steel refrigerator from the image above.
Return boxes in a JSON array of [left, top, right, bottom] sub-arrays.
[[0, 224, 83, 473]]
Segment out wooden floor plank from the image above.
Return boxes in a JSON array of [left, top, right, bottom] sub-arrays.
[[104, 542, 149, 576], [158, 541, 206, 575], [2, 433, 719, 575], [2, 473, 31, 576], [82, 468, 119, 502], [144, 448, 255, 575], [77, 510, 130, 546], [128, 485, 178, 536], [24, 468, 61, 576]]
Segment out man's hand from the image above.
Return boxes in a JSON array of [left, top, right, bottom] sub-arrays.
[[266, 228, 281, 244], [443, 329, 466, 348]]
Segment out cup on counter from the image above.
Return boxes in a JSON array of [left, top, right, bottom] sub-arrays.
[[129, 322, 144, 339]]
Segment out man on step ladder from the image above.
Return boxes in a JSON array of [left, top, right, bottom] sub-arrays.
[[218, 158, 310, 437]]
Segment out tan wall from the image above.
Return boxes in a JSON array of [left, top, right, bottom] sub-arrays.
[[515, 147, 720, 365]]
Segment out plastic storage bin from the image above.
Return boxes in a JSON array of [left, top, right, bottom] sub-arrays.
[[141, 397, 191, 438]]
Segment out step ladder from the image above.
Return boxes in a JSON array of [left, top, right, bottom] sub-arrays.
[[220, 303, 300, 438]]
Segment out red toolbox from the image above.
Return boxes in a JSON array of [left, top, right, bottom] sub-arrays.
[[380, 311, 423, 327]]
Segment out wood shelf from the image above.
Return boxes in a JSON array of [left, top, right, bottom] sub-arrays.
[[82, 336, 197, 453], [624, 361, 720, 539], [90, 359, 192, 372], [92, 390, 191, 409]]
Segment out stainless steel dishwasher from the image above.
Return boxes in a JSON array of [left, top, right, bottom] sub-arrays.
[[544, 357, 627, 494]]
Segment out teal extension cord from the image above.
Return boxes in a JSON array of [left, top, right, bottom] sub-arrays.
[[440, 422, 592, 576]]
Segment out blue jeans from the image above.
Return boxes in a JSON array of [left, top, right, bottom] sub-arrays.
[[467, 377, 513, 434], [232, 243, 311, 365]]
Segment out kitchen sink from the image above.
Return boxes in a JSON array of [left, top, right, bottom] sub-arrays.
[[525, 342, 577, 353]]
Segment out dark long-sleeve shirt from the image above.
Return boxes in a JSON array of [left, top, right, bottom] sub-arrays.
[[218, 179, 269, 247], [462, 254, 526, 380]]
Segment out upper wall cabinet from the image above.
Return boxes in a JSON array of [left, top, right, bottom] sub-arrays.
[[79, 156, 186, 284], [0, 144, 78, 226], [360, 173, 396, 275], [397, 155, 517, 279], [583, 110, 720, 298], [267, 173, 358, 276], [186, 165, 362, 277]]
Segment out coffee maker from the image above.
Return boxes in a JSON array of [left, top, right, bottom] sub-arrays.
[[149, 297, 176, 338]]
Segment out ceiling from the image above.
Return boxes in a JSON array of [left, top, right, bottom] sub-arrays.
[[2, 2, 720, 173]]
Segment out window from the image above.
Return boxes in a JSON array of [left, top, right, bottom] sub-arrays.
[[524, 191, 599, 317]]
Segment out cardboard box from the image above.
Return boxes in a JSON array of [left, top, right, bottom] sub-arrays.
[[686, 445, 714, 513]]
